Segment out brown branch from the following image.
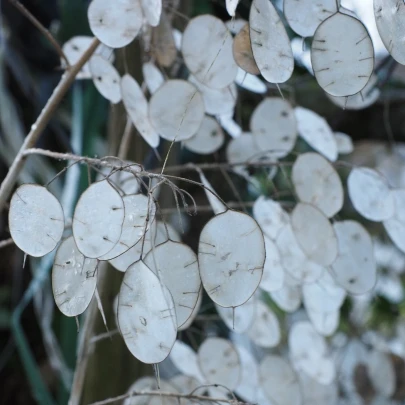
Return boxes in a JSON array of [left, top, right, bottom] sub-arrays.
[[0, 38, 100, 212], [7, 0, 70, 67], [89, 389, 249, 405]]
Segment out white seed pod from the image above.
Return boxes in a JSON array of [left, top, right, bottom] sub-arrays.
[[299, 373, 338, 405], [9, 184, 64, 257], [149, 79, 205, 141], [72, 180, 124, 258], [233, 23, 260, 75], [121, 74, 160, 148], [225, 18, 248, 35], [170, 375, 201, 405], [260, 236, 284, 293], [289, 321, 335, 384], [217, 113, 242, 139], [284, 0, 337, 38], [88, 0, 143, 48], [188, 75, 237, 116], [62, 36, 113, 79], [170, 340, 205, 382], [155, 221, 182, 243], [291, 203, 338, 266], [235, 68, 267, 93], [249, 0, 294, 83], [383, 189, 405, 253], [247, 300, 281, 348], [330, 220, 377, 294], [198, 210, 265, 308], [141, 0, 161, 27], [99, 194, 156, 260], [348, 167, 394, 221], [144, 240, 201, 328], [89, 55, 121, 103], [366, 349, 396, 398], [184, 116, 225, 155], [295, 106, 338, 161], [197, 337, 241, 390], [98, 160, 141, 195], [253, 196, 289, 240], [235, 345, 260, 403], [335, 132, 354, 154], [259, 355, 301, 405], [311, 13, 374, 97], [197, 169, 226, 215], [178, 288, 202, 331], [52, 236, 97, 317], [307, 308, 340, 337], [226, 0, 240, 17], [374, 0, 405, 64], [118, 260, 177, 364], [215, 295, 256, 334], [327, 73, 380, 110], [182, 15, 237, 89], [251, 97, 297, 159], [270, 284, 302, 312], [276, 224, 324, 284], [142, 62, 165, 94], [302, 271, 346, 313], [292, 152, 344, 218]]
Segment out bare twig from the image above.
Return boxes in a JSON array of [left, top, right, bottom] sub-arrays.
[[0, 38, 100, 212], [7, 0, 70, 67], [0, 237, 13, 249], [88, 389, 249, 405], [117, 117, 133, 160]]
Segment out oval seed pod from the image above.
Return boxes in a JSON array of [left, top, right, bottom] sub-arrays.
[[259, 355, 301, 405], [384, 189, 405, 253], [226, 0, 240, 17], [251, 97, 297, 159], [331, 220, 377, 294], [198, 337, 241, 390], [121, 74, 160, 148], [284, 0, 337, 37], [270, 283, 302, 313], [9, 184, 64, 257], [291, 203, 338, 266], [249, 0, 294, 83], [52, 236, 98, 317], [235, 345, 260, 403], [367, 349, 396, 398], [88, 0, 143, 48], [89, 55, 121, 103], [72, 180, 125, 258], [348, 167, 394, 221], [299, 372, 338, 405], [188, 75, 237, 116], [99, 194, 156, 260], [149, 80, 205, 142], [183, 116, 225, 155], [118, 260, 177, 364], [307, 308, 340, 337], [335, 132, 354, 154], [170, 340, 205, 382], [247, 300, 281, 348], [144, 240, 201, 328], [295, 106, 338, 161], [235, 68, 267, 93], [198, 210, 265, 308], [292, 152, 344, 218], [141, 0, 162, 27], [182, 15, 237, 89], [142, 62, 165, 95], [311, 13, 374, 97], [233, 23, 260, 75], [327, 73, 380, 110], [260, 236, 284, 293], [374, 0, 405, 65], [151, 11, 176, 67]]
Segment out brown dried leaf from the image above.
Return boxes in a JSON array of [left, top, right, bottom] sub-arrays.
[[233, 23, 260, 75], [151, 12, 177, 67]]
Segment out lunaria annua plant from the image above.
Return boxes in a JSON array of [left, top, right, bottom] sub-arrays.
[[4, 0, 405, 404]]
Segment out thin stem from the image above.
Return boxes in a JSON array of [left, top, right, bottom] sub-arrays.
[[0, 237, 13, 249], [0, 37, 100, 212], [7, 0, 70, 67], [118, 117, 133, 160]]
